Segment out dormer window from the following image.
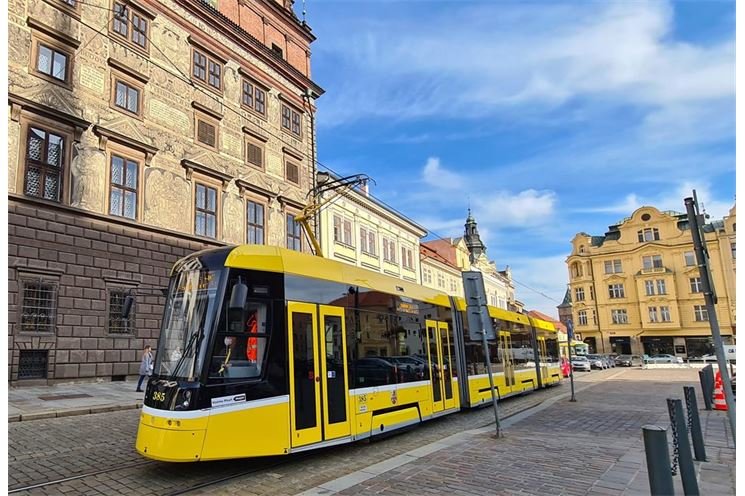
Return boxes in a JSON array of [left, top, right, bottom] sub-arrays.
[[638, 228, 660, 242], [579, 245, 585, 254]]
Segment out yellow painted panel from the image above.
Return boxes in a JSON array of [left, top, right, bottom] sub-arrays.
[[136, 423, 206, 462], [371, 406, 421, 433], [139, 411, 209, 430], [201, 402, 291, 459]]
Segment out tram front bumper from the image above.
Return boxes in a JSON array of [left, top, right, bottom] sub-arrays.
[[136, 410, 208, 462]]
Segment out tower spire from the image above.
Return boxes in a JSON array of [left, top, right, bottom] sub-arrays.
[[464, 210, 486, 263]]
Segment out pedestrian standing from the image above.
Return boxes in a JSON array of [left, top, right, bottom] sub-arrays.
[[137, 345, 153, 392]]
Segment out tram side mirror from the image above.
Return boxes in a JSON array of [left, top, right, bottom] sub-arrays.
[[229, 280, 248, 311], [122, 295, 135, 319]]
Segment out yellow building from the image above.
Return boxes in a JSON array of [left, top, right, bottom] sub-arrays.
[[566, 205, 736, 358], [319, 184, 426, 283]]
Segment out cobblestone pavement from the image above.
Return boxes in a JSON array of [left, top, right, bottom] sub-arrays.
[[9, 370, 602, 495], [13, 368, 724, 496]]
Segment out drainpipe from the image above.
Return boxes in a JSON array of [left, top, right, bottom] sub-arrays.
[[588, 256, 604, 353]]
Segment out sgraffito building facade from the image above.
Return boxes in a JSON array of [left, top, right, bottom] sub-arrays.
[[8, 0, 322, 383], [566, 205, 736, 357]]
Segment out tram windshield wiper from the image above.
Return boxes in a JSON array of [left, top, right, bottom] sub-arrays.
[[170, 328, 203, 381]]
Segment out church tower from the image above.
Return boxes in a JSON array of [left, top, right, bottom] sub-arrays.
[[464, 209, 487, 263]]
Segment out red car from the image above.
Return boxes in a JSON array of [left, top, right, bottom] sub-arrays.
[[560, 357, 571, 377]]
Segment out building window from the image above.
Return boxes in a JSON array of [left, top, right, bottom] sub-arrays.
[[285, 162, 299, 184], [281, 104, 302, 138], [642, 255, 663, 270], [192, 48, 222, 91], [333, 215, 352, 246], [660, 306, 671, 322], [648, 306, 658, 323], [592, 309, 597, 325], [437, 272, 445, 288], [608, 284, 625, 299], [690, 277, 702, 293], [246, 200, 264, 244], [645, 280, 655, 296], [286, 213, 302, 251], [656, 279, 666, 295], [450, 279, 457, 293], [732, 242, 736, 260], [20, 279, 57, 332], [112, 2, 149, 51], [402, 246, 414, 270], [34, 42, 69, 83], [242, 79, 266, 116], [112, 79, 142, 116], [383, 238, 396, 263], [194, 183, 217, 238], [360, 227, 377, 255], [684, 251, 696, 267], [109, 154, 138, 219], [575, 287, 585, 301], [423, 267, 432, 284], [245, 139, 263, 169], [611, 309, 628, 324], [693, 305, 708, 322], [638, 228, 660, 242], [571, 262, 583, 278], [578, 310, 588, 326], [108, 289, 133, 334], [604, 259, 622, 274], [18, 350, 49, 379], [195, 114, 218, 150], [271, 43, 283, 58], [24, 126, 66, 202], [589, 285, 595, 300]]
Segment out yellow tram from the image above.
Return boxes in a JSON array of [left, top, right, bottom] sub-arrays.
[[136, 245, 561, 462]]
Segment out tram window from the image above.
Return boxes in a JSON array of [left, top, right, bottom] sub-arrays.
[[510, 325, 534, 370], [209, 300, 270, 381]]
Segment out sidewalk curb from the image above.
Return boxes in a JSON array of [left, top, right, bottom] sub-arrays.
[[9, 402, 143, 422]]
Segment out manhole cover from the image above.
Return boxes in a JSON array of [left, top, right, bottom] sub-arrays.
[[38, 393, 93, 401]]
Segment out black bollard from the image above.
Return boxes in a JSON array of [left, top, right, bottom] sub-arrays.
[[668, 399, 700, 496], [698, 366, 713, 410], [684, 386, 707, 461], [642, 425, 675, 495]]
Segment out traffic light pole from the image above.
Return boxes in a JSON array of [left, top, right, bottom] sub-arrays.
[[684, 195, 736, 444]]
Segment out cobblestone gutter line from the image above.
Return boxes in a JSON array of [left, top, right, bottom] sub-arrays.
[[9, 402, 143, 422]]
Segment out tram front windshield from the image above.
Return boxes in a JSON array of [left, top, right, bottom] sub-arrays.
[[155, 268, 223, 381]]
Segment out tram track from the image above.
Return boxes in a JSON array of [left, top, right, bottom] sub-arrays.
[[7, 460, 155, 493]]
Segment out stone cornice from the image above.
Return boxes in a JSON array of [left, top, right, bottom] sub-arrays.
[[93, 125, 158, 165], [9, 93, 90, 140], [181, 159, 233, 190]]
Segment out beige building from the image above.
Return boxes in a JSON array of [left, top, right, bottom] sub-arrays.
[[420, 239, 465, 297], [319, 185, 426, 283], [8, 0, 322, 382], [566, 205, 736, 357]]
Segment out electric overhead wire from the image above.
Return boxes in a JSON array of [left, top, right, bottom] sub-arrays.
[[70, 0, 562, 305]]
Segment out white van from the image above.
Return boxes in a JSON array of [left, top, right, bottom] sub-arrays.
[[701, 345, 736, 362]]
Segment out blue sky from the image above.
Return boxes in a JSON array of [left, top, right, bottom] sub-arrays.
[[303, 0, 735, 316]]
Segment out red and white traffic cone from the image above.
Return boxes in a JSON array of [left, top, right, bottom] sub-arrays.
[[713, 371, 728, 411]]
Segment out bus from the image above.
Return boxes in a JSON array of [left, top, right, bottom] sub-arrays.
[[135, 245, 561, 461]]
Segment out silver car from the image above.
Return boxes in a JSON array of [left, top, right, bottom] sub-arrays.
[[586, 354, 606, 370], [571, 356, 592, 372], [646, 354, 684, 364]]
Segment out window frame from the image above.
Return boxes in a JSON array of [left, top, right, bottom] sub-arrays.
[[648, 306, 658, 323], [574, 287, 585, 302], [286, 212, 303, 251], [193, 181, 220, 239], [684, 251, 696, 267], [656, 279, 666, 295], [660, 306, 671, 322], [241, 77, 267, 117], [110, 1, 151, 54], [382, 237, 397, 264], [578, 310, 588, 326], [246, 198, 266, 245], [190, 46, 223, 93], [638, 228, 660, 242], [110, 72, 144, 118], [106, 143, 143, 220], [19, 277, 59, 334], [20, 118, 73, 204], [690, 277, 702, 293], [693, 305, 708, 322], [285, 160, 300, 185], [194, 111, 220, 151], [608, 283, 625, 299], [611, 309, 628, 325], [644, 280, 655, 296], [280, 103, 302, 139], [30, 35, 73, 88], [642, 254, 663, 270], [107, 288, 135, 334], [244, 136, 264, 170]]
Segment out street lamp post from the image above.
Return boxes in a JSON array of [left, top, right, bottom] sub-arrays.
[[567, 319, 577, 402]]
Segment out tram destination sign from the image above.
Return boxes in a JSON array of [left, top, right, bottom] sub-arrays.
[[462, 271, 495, 341]]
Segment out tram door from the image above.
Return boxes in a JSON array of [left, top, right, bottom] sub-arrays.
[[537, 337, 548, 383], [287, 302, 351, 448], [438, 322, 455, 410], [425, 320, 452, 413], [500, 331, 516, 389]]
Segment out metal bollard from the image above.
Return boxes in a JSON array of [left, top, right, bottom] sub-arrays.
[[698, 366, 713, 410], [668, 399, 700, 496], [642, 425, 675, 495], [684, 386, 707, 461]]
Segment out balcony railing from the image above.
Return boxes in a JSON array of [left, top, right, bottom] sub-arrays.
[[640, 266, 666, 274]]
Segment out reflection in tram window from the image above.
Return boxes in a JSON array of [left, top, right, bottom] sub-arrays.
[[510, 323, 535, 370]]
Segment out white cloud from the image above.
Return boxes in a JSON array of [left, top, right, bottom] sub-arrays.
[[476, 189, 557, 227], [421, 157, 464, 190]]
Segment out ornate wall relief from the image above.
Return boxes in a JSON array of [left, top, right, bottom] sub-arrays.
[[222, 193, 244, 245], [144, 167, 191, 231], [70, 134, 106, 212]]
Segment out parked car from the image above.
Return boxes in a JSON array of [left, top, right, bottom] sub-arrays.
[[646, 354, 684, 364], [353, 357, 398, 386], [571, 356, 592, 372], [387, 355, 427, 381], [615, 354, 643, 367], [586, 354, 606, 370]]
